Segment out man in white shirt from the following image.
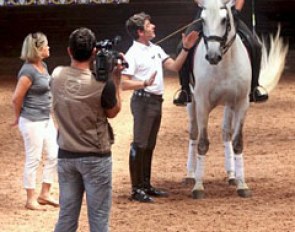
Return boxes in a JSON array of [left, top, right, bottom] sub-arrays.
[[122, 12, 198, 203]]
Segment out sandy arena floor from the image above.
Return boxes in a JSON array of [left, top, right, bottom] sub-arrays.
[[0, 72, 295, 232]]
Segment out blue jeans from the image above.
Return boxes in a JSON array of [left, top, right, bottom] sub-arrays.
[[54, 156, 112, 232]]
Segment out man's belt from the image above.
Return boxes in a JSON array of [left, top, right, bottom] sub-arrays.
[[133, 89, 163, 100]]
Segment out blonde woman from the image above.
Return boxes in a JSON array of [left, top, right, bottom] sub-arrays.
[[12, 32, 59, 210]]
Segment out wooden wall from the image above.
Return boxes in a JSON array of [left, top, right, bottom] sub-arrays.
[[0, 0, 293, 76], [256, 0, 295, 35]]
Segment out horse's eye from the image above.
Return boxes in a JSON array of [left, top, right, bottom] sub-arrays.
[[221, 18, 226, 24]]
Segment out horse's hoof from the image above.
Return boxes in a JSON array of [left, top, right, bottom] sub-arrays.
[[228, 178, 236, 186], [192, 190, 205, 199], [237, 188, 252, 198], [183, 177, 195, 185]]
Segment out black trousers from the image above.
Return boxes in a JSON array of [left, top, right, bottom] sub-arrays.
[[131, 92, 163, 150]]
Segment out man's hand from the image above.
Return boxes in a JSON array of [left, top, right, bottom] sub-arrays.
[[182, 31, 199, 50], [144, 71, 157, 87], [112, 53, 126, 86]]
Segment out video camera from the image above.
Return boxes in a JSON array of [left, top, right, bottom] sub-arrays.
[[94, 35, 128, 82]]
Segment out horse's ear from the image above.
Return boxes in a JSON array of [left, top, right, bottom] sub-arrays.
[[194, 0, 204, 7]]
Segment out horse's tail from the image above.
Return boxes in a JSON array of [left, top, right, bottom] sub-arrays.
[[259, 26, 289, 93]]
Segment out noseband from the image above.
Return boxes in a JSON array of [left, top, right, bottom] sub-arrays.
[[202, 7, 235, 55]]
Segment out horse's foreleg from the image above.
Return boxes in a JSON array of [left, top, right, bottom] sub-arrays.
[[185, 101, 198, 182], [232, 109, 251, 198], [234, 153, 251, 197], [222, 107, 235, 185], [224, 142, 236, 185], [192, 105, 210, 199], [186, 139, 197, 181]]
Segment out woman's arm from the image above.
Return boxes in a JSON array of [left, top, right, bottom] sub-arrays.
[[11, 76, 32, 126]]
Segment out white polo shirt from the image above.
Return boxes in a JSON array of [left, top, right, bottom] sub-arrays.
[[122, 40, 169, 95]]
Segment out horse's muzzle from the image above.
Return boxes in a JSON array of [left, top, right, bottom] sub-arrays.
[[205, 54, 222, 65]]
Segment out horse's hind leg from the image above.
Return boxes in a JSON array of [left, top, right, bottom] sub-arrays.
[[222, 107, 236, 185], [185, 100, 197, 184]]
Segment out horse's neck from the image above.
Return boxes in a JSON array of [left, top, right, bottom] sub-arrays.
[[227, 35, 248, 59], [226, 8, 237, 46]]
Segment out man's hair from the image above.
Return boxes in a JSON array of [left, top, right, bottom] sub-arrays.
[[125, 12, 151, 40], [20, 32, 48, 62], [69, 27, 96, 61]]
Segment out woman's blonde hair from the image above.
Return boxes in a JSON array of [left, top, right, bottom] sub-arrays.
[[20, 32, 48, 62]]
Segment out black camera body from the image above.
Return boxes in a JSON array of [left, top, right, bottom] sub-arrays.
[[94, 36, 128, 82]]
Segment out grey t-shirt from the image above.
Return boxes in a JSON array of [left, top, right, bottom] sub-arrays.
[[18, 62, 52, 121]]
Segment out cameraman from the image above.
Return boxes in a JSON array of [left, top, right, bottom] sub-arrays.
[[122, 12, 198, 203], [51, 27, 122, 232]]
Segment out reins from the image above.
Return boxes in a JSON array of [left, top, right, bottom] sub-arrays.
[[155, 8, 235, 56], [155, 18, 202, 45]]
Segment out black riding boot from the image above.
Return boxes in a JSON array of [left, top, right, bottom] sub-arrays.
[[143, 149, 168, 197], [173, 59, 192, 106], [237, 20, 268, 103], [129, 144, 153, 203], [248, 45, 269, 102], [173, 10, 202, 107]]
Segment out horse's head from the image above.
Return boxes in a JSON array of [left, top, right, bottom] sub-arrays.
[[196, 0, 235, 65]]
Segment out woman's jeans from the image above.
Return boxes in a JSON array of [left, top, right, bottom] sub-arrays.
[[54, 156, 112, 232], [18, 116, 58, 189]]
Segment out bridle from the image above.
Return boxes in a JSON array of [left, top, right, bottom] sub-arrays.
[[202, 6, 236, 55]]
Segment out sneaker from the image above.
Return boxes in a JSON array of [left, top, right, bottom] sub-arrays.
[[250, 86, 268, 103], [173, 90, 192, 106]]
